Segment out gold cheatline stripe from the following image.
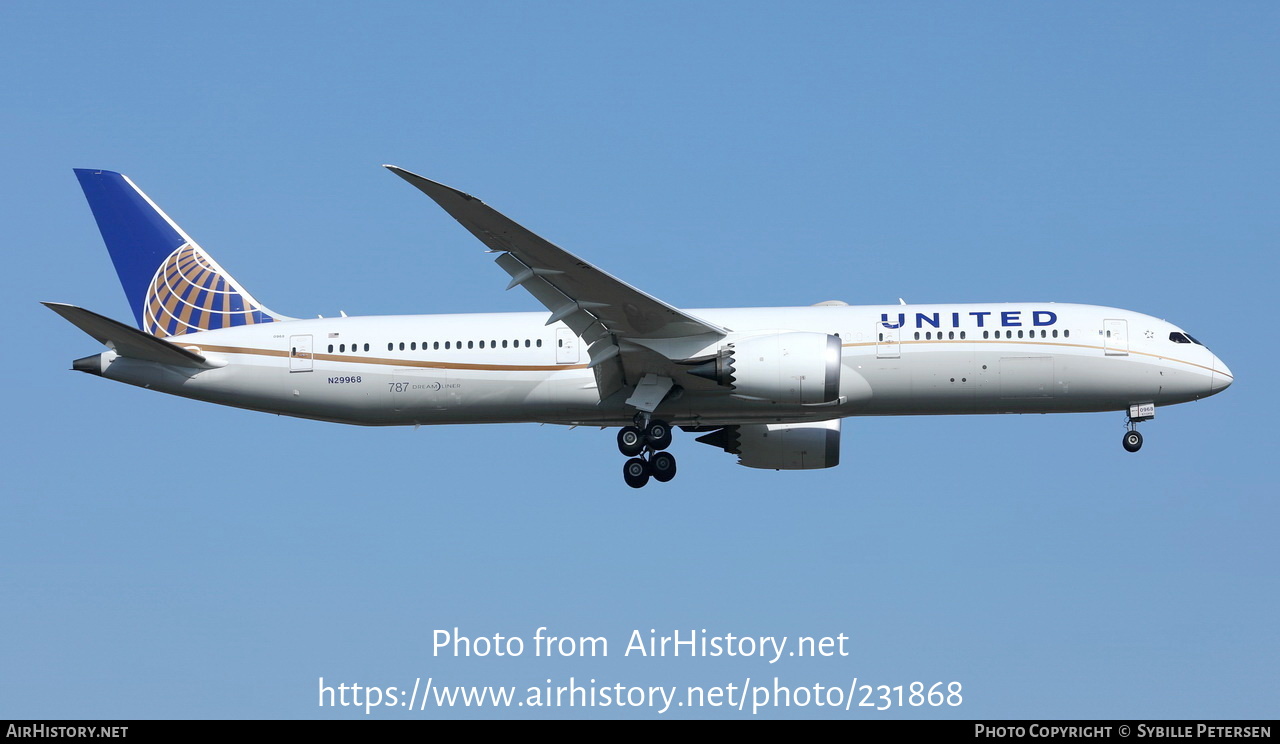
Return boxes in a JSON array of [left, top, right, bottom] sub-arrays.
[[182, 339, 1228, 379], [193, 344, 591, 371], [843, 338, 1229, 377]]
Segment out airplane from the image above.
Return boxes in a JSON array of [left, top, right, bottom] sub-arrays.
[[47, 167, 1234, 487]]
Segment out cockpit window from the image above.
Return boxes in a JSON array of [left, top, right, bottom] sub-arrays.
[[1169, 332, 1205, 346]]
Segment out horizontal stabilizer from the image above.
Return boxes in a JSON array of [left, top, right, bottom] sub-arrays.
[[43, 302, 212, 369]]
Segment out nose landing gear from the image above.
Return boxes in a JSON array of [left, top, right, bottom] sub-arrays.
[[1122, 403, 1154, 453], [617, 417, 678, 488]]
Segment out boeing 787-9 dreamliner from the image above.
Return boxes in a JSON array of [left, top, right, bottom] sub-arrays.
[[47, 167, 1233, 487]]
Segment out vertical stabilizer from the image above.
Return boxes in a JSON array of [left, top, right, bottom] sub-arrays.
[[74, 169, 288, 337]]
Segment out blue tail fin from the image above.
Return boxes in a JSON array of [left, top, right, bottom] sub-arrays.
[[74, 169, 288, 337]]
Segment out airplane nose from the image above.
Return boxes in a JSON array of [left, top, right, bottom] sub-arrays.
[[1210, 355, 1233, 393]]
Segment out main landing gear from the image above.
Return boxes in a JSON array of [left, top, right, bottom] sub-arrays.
[[618, 418, 677, 488]]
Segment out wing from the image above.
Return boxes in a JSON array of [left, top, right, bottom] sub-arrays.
[[386, 166, 728, 402]]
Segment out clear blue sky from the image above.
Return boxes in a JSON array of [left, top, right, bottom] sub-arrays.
[[2, 1, 1275, 719]]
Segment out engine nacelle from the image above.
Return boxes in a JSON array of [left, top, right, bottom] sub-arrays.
[[687, 332, 842, 405], [696, 419, 841, 470]]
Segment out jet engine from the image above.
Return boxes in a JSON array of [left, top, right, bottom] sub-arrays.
[[686, 332, 842, 405], [695, 419, 841, 470]]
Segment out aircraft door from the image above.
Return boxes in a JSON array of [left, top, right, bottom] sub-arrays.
[[1103, 319, 1129, 356], [876, 321, 900, 359], [556, 327, 580, 364], [289, 335, 313, 372]]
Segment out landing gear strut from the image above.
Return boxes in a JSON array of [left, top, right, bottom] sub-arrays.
[[618, 418, 677, 488]]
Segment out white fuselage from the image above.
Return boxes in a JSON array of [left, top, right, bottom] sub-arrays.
[[86, 302, 1232, 427]]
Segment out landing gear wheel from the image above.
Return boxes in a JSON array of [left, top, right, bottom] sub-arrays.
[[650, 451, 677, 483], [1123, 430, 1143, 453], [644, 420, 673, 451], [623, 457, 651, 488], [617, 426, 645, 457]]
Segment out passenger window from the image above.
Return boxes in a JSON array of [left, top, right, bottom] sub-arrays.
[[480, 340, 485, 349], [364, 344, 369, 352], [502, 340, 509, 348], [525, 340, 531, 347], [1064, 330, 1070, 338], [468, 341, 474, 349], [914, 332, 920, 340], [340, 344, 346, 352], [536, 339, 542, 347]]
